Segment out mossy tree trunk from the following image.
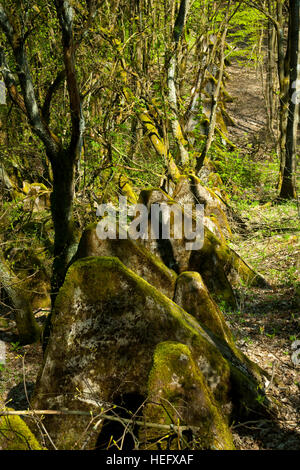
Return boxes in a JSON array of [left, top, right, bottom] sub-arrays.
[[279, 0, 299, 199], [195, 24, 228, 172]]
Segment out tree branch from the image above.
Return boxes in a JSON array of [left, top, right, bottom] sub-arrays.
[[42, 69, 66, 125], [243, 0, 280, 31], [42, 1, 97, 128]]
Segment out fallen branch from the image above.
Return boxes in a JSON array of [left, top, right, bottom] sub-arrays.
[[231, 419, 272, 430], [0, 409, 196, 433]]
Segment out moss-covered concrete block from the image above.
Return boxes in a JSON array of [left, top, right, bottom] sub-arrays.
[[172, 175, 232, 239], [74, 224, 177, 299], [144, 342, 234, 450], [174, 272, 233, 344]]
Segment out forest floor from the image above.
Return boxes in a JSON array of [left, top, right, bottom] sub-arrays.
[[224, 61, 300, 450], [0, 61, 299, 451]]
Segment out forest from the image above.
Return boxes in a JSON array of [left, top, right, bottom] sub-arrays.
[[0, 0, 299, 452]]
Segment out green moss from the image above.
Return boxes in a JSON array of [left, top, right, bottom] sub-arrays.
[[209, 215, 226, 242], [230, 250, 268, 288], [174, 174, 232, 240], [118, 174, 138, 204], [0, 411, 44, 450], [30, 183, 48, 191], [190, 226, 266, 306]]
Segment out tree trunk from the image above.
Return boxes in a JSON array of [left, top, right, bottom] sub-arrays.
[[42, 150, 79, 350], [50, 152, 78, 297], [167, 0, 190, 167], [279, 0, 299, 199]]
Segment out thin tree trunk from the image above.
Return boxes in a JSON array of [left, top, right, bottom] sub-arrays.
[[266, 1, 277, 139], [266, 17, 274, 134], [167, 0, 190, 167]]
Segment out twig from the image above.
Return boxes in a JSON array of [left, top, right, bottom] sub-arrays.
[[265, 360, 277, 391]]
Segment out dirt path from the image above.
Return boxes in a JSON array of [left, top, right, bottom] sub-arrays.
[[226, 63, 269, 149]]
